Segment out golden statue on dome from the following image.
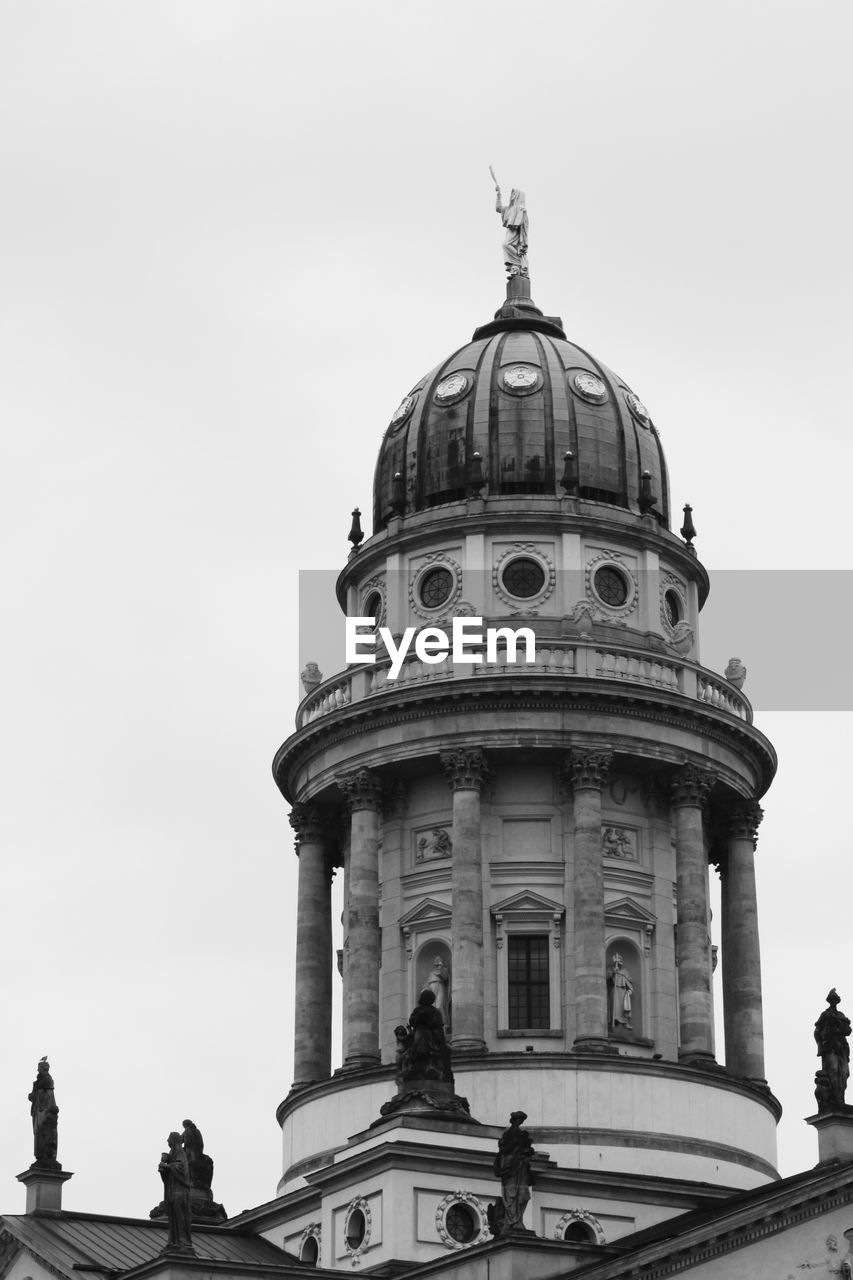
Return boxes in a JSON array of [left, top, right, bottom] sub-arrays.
[[490, 166, 529, 279]]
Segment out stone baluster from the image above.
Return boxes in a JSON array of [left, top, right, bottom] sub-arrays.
[[441, 749, 490, 1054], [671, 764, 715, 1061], [337, 768, 383, 1069], [289, 803, 336, 1086], [721, 799, 765, 1081], [566, 748, 613, 1050]]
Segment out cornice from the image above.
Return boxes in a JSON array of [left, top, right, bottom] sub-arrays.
[[274, 681, 776, 805]]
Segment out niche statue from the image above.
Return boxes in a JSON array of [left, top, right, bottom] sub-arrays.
[[814, 989, 852, 1112], [28, 1057, 60, 1168]]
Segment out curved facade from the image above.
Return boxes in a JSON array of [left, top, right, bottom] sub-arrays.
[[272, 279, 778, 1270]]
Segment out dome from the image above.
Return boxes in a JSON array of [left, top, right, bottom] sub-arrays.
[[373, 293, 670, 533]]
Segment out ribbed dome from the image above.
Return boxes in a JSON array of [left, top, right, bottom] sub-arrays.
[[373, 299, 669, 533]]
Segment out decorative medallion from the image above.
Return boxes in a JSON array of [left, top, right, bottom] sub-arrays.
[[389, 393, 416, 431], [624, 390, 650, 425], [572, 371, 608, 403], [434, 372, 470, 405], [501, 364, 541, 395]]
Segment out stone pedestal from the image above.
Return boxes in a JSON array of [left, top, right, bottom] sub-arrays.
[[567, 749, 613, 1051], [671, 765, 715, 1062], [338, 769, 383, 1069], [17, 1163, 73, 1213], [806, 1108, 853, 1164], [289, 802, 334, 1086], [377, 1077, 476, 1124], [442, 750, 489, 1054], [721, 800, 765, 1081]]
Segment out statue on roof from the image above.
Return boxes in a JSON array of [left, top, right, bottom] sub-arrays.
[[814, 989, 851, 1112], [492, 1110, 535, 1235], [28, 1057, 59, 1168], [491, 167, 529, 279], [158, 1132, 195, 1255]]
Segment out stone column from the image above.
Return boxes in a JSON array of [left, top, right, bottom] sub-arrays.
[[289, 803, 335, 1087], [441, 749, 489, 1054], [721, 799, 765, 1080], [338, 768, 383, 1070], [567, 749, 613, 1050], [671, 765, 715, 1061]]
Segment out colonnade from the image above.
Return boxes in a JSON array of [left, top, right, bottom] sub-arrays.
[[287, 752, 766, 1089]]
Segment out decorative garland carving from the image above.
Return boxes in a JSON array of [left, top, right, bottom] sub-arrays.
[[493, 541, 556, 608], [435, 1190, 490, 1249], [441, 748, 490, 791], [409, 552, 463, 621], [553, 1208, 606, 1244], [727, 799, 763, 846], [337, 768, 383, 812], [342, 1196, 372, 1259], [585, 550, 639, 620]]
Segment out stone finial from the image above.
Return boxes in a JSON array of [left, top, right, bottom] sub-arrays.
[[814, 990, 852, 1112], [725, 657, 747, 689], [348, 508, 364, 550], [639, 470, 656, 514], [468, 452, 485, 497], [565, 749, 613, 792], [300, 662, 323, 694], [560, 451, 578, 496], [680, 503, 697, 545], [391, 472, 405, 516], [441, 749, 490, 791]]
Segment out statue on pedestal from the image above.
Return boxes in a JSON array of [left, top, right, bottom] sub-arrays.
[[399, 989, 453, 1083], [28, 1057, 59, 1168], [607, 954, 634, 1031], [158, 1132, 194, 1255], [491, 168, 529, 279], [492, 1110, 535, 1235], [814, 988, 851, 1111]]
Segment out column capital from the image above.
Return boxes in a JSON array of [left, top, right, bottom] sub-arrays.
[[726, 799, 764, 846], [289, 802, 335, 843], [337, 768, 383, 812], [670, 764, 715, 808], [441, 748, 490, 791], [565, 748, 613, 792]]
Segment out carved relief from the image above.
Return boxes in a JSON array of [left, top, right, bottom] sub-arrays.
[[416, 827, 453, 862], [601, 826, 637, 860]]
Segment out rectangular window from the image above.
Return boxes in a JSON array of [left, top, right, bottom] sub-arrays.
[[507, 935, 550, 1029]]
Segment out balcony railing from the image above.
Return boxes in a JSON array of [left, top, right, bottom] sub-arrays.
[[296, 639, 751, 730]]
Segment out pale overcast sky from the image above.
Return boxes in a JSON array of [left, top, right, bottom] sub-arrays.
[[0, 0, 851, 1219]]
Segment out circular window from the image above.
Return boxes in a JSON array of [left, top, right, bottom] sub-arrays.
[[445, 1202, 477, 1244], [434, 373, 469, 404], [501, 557, 546, 599], [389, 394, 416, 430], [624, 390, 650, 425], [419, 566, 454, 610], [501, 364, 541, 395], [564, 1221, 595, 1244], [593, 565, 629, 607], [346, 1209, 366, 1251], [572, 371, 608, 403], [664, 589, 681, 628], [364, 591, 383, 625], [299, 1236, 319, 1265]]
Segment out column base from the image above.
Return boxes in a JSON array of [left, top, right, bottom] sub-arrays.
[[572, 1037, 619, 1056], [339, 1054, 382, 1073], [678, 1050, 719, 1068]]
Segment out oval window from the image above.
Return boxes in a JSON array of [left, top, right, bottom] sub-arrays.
[[664, 589, 681, 627], [564, 1221, 595, 1243], [445, 1202, 477, 1244], [501, 557, 546, 599], [419, 566, 453, 609], [300, 1236, 319, 1265], [364, 591, 383, 625], [346, 1208, 366, 1250], [593, 565, 629, 607]]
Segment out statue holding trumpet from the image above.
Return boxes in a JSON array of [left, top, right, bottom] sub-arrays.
[[490, 166, 529, 278]]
